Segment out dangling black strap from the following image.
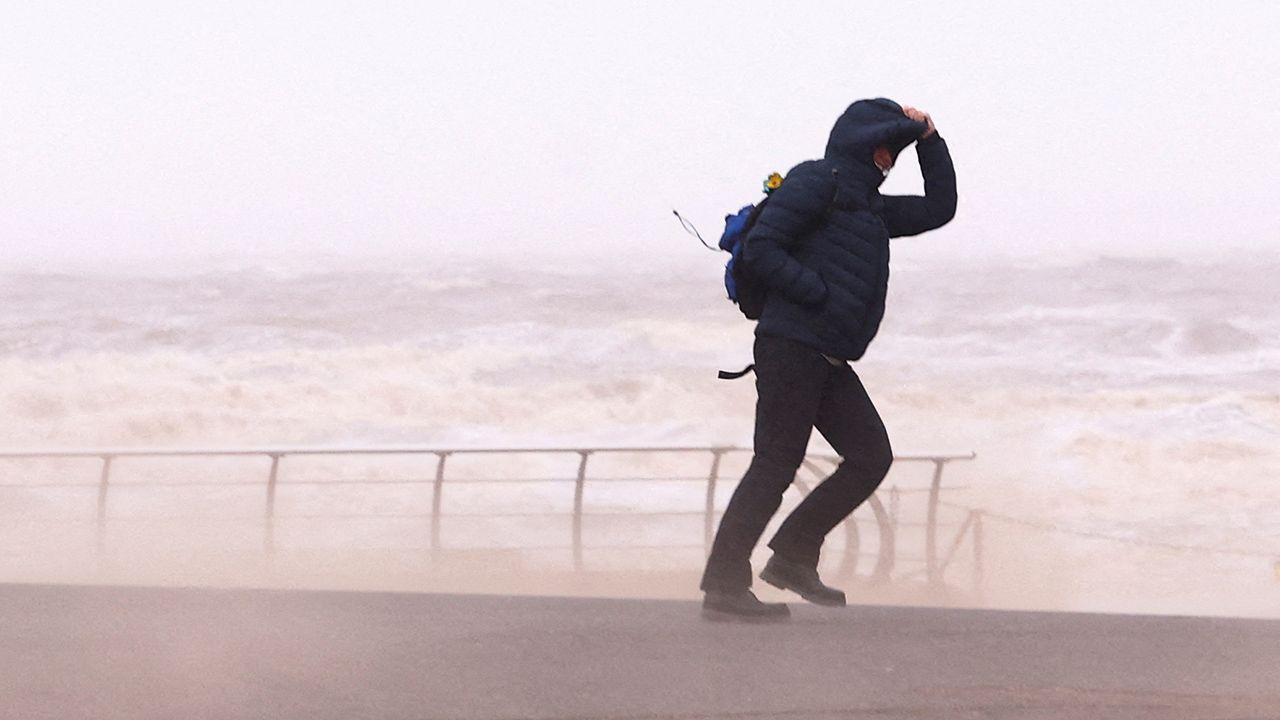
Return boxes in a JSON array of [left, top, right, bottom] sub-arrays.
[[673, 209, 717, 251], [717, 364, 755, 380]]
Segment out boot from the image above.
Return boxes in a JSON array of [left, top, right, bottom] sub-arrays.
[[759, 554, 846, 607], [700, 588, 791, 623]]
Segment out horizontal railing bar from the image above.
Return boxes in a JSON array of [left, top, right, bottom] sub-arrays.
[[0, 446, 740, 459], [77, 511, 715, 522], [0, 519, 101, 525], [570, 547, 894, 557], [273, 476, 720, 485], [0, 480, 973, 494], [0, 478, 703, 487], [29, 481, 276, 488], [2, 510, 967, 523], [0, 445, 976, 462], [0, 482, 102, 488], [4, 507, 968, 521], [813, 452, 976, 463], [423, 544, 900, 556], [441, 547, 916, 561], [0, 532, 916, 562], [422, 543, 718, 552], [0, 480, 974, 492], [17, 516, 341, 524]]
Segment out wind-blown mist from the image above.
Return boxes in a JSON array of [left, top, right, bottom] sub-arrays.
[[3, 251, 1278, 616]]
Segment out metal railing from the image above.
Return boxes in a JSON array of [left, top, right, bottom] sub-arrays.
[[0, 445, 979, 589]]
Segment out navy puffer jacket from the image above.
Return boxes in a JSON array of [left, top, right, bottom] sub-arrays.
[[743, 98, 957, 361]]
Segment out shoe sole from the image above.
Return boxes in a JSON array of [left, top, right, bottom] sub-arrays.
[[700, 606, 791, 623], [759, 567, 847, 607]]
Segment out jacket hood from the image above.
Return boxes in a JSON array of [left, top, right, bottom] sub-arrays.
[[824, 98, 928, 179]]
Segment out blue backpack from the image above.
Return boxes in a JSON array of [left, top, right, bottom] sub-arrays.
[[718, 199, 771, 320], [674, 172, 783, 322], [674, 168, 842, 379], [670, 173, 784, 379]]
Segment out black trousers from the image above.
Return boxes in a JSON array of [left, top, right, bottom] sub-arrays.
[[700, 334, 894, 592]]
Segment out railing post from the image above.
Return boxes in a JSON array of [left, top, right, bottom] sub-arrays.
[[431, 452, 450, 552], [840, 514, 861, 582], [96, 455, 113, 555], [936, 511, 976, 580], [889, 485, 900, 539], [264, 454, 281, 555], [925, 459, 945, 586], [972, 510, 985, 595], [572, 450, 591, 571], [866, 494, 895, 583], [703, 449, 724, 555]]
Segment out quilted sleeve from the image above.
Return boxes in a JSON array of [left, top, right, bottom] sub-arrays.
[[881, 133, 957, 238]]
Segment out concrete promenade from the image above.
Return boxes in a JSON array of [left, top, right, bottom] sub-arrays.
[[2, 583, 1277, 719]]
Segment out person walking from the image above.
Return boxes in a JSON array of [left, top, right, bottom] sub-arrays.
[[701, 98, 957, 622]]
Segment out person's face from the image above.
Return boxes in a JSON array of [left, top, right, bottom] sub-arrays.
[[873, 146, 894, 175]]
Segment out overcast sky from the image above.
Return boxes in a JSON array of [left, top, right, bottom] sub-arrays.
[[1, 1, 1276, 272]]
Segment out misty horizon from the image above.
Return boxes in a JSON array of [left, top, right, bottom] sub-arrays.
[[2, 1, 1277, 272]]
